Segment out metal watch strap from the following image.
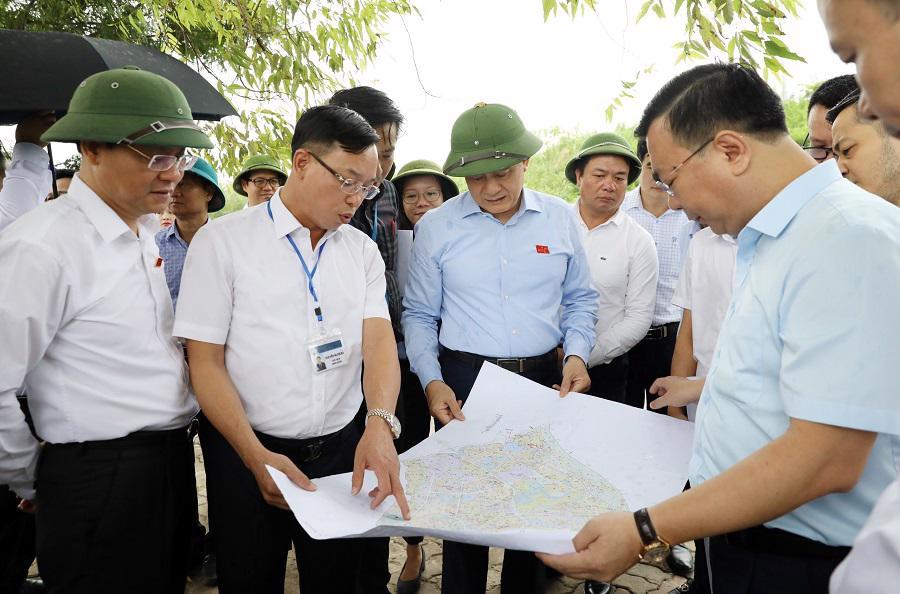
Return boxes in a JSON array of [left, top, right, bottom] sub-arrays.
[[366, 408, 398, 439], [634, 507, 658, 546]]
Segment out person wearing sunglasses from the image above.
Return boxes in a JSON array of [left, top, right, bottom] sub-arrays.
[[0, 66, 212, 592], [233, 154, 287, 208], [539, 62, 900, 594], [804, 74, 858, 164], [174, 104, 408, 593]]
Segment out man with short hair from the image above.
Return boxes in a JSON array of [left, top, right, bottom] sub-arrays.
[[566, 132, 658, 403], [804, 74, 857, 163], [175, 104, 408, 594], [233, 154, 287, 207], [622, 138, 693, 413], [403, 102, 598, 594], [538, 63, 900, 594], [827, 88, 900, 207], [0, 66, 211, 593]]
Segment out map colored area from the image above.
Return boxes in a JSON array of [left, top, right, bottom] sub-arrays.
[[379, 424, 627, 532]]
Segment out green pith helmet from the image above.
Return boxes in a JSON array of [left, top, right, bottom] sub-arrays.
[[184, 157, 226, 212], [232, 154, 288, 196], [392, 159, 460, 199], [42, 66, 212, 149], [443, 102, 542, 177], [564, 132, 642, 185]]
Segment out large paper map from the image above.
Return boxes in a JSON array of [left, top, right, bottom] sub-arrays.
[[269, 363, 694, 554]]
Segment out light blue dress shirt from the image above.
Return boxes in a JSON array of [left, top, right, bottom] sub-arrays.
[[155, 223, 189, 310], [691, 161, 900, 546], [402, 189, 598, 389]]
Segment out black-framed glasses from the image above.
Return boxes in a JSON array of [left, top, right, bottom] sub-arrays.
[[800, 134, 834, 163], [401, 189, 443, 204], [248, 176, 281, 189], [125, 144, 197, 173], [652, 137, 714, 197], [308, 152, 379, 200]]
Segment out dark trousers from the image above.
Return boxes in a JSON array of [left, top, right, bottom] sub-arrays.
[[199, 414, 369, 594], [586, 353, 628, 403], [625, 329, 678, 412], [707, 529, 849, 594], [439, 350, 559, 594], [35, 428, 194, 594], [0, 396, 38, 592]]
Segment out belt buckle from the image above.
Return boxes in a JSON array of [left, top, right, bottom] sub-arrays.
[[495, 358, 523, 373], [305, 440, 323, 462]]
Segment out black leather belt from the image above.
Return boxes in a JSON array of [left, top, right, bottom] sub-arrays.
[[644, 321, 680, 340], [442, 347, 558, 374], [257, 425, 346, 463], [47, 426, 191, 452], [721, 525, 851, 560]]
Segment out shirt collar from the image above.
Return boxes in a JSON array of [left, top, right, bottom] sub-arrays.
[[743, 160, 841, 239], [268, 189, 342, 242], [68, 175, 135, 243], [573, 200, 625, 229], [459, 188, 543, 220]]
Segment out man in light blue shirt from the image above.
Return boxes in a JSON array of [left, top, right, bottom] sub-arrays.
[[539, 64, 900, 594], [402, 102, 598, 594]]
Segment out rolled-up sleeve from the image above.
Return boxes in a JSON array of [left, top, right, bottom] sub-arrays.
[[363, 239, 390, 321], [173, 226, 233, 344], [0, 143, 52, 233], [559, 217, 598, 364], [401, 223, 443, 389]]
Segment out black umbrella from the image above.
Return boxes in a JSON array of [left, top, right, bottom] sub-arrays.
[[0, 29, 238, 125]]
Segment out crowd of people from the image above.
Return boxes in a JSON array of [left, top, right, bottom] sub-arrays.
[[0, 1, 898, 593]]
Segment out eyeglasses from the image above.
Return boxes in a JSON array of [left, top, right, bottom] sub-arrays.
[[248, 177, 281, 189], [125, 144, 197, 173], [652, 137, 713, 197], [800, 133, 834, 163], [402, 190, 443, 204], [308, 152, 379, 200]]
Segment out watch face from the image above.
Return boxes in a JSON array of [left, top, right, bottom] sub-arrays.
[[642, 542, 670, 564]]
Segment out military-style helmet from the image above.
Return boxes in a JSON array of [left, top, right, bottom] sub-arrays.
[[564, 132, 642, 185], [443, 102, 542, 177], [42, 66, 212, 149], [393, 159, 460, 199], [232, 154, 288, 196], [183, 157, 226, 212]]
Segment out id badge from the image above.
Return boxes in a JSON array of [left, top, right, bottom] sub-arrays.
[[307, 329, 347, 373]]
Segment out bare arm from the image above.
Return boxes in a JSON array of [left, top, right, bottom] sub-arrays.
[[662, 309, 697, 419], [186, 339, 314, 510]]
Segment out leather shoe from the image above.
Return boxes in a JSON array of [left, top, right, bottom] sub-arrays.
[[584, 580, 613, 594], [19, 578, 46, 594], [668, 579, 696, 594], [667, 543, 693, 576], [397, 544, 425, 594], [200, 553, 217, 587]]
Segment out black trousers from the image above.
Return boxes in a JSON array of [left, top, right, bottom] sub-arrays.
[[439, 350, 560, 594], [707, 529, 849, 594], [199, 414, 370, 594], [586, 352, 628, 403], [0, 396, 38, 592], [625, 330, 677, 412], [35, 427, 194, 594]]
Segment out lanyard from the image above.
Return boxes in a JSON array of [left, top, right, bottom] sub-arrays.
[[267, 201, 328, 330], [370, 199, 379, 242]]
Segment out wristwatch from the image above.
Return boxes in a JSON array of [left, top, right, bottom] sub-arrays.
[[634, 508, 671, 563], [365, 408, 402, 440]]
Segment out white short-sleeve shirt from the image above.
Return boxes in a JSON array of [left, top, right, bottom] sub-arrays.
[[671, 227, 737, 377], [174, 190, 389, 439]]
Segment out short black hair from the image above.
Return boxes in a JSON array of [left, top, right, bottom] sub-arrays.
[[290, 105, 380, 156], [635, 63, 788, 148], [636, 137, 649, 162], [826, 88, 864, 124], [327, 86, 405, 132], [808, 75, 858, 114], [55, 168, 76, 181]]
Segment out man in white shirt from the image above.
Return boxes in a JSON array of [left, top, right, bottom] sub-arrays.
[[174, 104, 408, 594], [0, 67, 211, 593], [622, 138, 694, 413], [0, 111, 55, 232], [567, 132, 658, 404]]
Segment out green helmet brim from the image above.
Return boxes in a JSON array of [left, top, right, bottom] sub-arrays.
[[443, 130, 542, 177], [42, 112, 212, 149]]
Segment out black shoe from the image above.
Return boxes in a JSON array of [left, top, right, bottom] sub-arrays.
[[19, 578, 46, 594], [668, 579, 695, 594], [584, 580, 613, 594], [667, 543, 693, 576], [396, 544, 425, 594], [200, 553, 217, 587]]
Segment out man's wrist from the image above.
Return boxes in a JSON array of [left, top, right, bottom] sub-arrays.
[[564, 354, 586, 367]]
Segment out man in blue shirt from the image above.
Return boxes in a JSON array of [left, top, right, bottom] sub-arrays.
[[538, 63, 900, 594], [403, 102, 598, 594]]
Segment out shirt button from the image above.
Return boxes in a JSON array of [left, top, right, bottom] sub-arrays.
[[504, 295, 510, 300], [512, 329, 519, 335], [502, 258, 508, 265]]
